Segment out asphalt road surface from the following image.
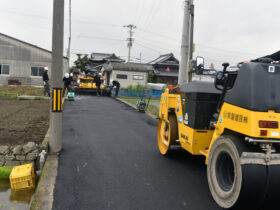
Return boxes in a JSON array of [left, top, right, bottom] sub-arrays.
[[53, 95, 221, 210]]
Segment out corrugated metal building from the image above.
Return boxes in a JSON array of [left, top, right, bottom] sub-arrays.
[[0, 33, 67, 86], [102, 62, 151, 88]]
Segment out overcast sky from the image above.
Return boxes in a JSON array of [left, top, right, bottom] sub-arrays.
[[1, 0, 280, 69]]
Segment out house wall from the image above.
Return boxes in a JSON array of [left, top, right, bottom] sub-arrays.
[[106, 70, 148, 88], [0, 34, 67, 86]]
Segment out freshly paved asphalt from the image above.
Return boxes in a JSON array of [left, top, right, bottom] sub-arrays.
[[53, 95, 221, 210]]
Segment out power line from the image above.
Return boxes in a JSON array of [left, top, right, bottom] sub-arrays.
[[196, 44, 262, 57], [134, 0, 144, 25], [0, 9, 122, 28], [145, 0, 163, 29], [136, 39, 178, 54], [141, 0, 161, 28], [0, 15, 51, 31], [138, 27, 180, 42], [78, 35, 124, 42], [134, 42, 161, 54]]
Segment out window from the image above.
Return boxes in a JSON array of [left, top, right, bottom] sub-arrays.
[[133, 75, 144, 80], [0, 64, 10, 75], [116, 74, 127, 79], [31, 67, 44, 77]]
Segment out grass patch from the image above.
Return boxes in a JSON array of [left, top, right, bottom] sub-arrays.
[[120, 97, 160, 117], [9, 94, 18, 99], [146, 104, 159, 116], [34, 97, 43, 100], [0, 85, 43, 97], [0, 166, 13, 179]]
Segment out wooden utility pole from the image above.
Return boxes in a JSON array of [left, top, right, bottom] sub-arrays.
[[49, 0, 64, 153]]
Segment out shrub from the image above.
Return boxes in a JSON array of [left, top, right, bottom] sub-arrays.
[[9, 94, 18, 99], [126, 84, 145, 92]]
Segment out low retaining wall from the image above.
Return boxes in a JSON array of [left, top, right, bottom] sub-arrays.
[[0, 130, 49, 170], [0, 142, 39, 168]]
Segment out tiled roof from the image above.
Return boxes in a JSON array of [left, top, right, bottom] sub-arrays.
[[104, 62, 150, 72], [148, 53, 179, 65], [90, 53, 125, 62]]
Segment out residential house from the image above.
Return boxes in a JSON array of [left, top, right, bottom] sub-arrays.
[[0, 33, 68, 86], [88, 52, 125, 71], [102, 62, 151, 88], [148, 53, 179, 85]]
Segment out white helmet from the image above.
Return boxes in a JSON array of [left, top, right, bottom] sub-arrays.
[[65, 73, 69, 78], [44, 67, 48, 71], [99, 73, 102, 76], [70, 73, 73, 77]]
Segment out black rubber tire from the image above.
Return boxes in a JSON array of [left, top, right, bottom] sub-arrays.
[[262, 164, 280, 209], [207, 135, 266, 209], [168, 114, 178, 144], [157, 113, 178, 155]]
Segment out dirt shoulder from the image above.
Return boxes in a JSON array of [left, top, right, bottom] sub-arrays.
[[0, 97, 49, 146], [0, 85, 44, 97]]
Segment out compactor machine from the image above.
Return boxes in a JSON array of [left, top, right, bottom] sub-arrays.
[[78, 71, 111, 95], [157, 58, 280, 209]]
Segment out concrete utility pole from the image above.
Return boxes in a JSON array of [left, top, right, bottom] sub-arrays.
[[49, 0, 65, 153], [178, 0, 194, 85], [67, 0, 72, 73], [124, 24, 136, 63]]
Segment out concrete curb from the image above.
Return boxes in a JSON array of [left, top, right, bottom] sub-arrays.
[[30, 155, 58, 210], [18, 95, 50, 100], [116, 97, 158, 120], [30, 128, 58, 210]]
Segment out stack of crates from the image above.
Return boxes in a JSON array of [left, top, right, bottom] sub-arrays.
[[9, 164, 36, 190]]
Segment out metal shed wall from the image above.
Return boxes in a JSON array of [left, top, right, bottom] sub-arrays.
[[0, 33, 67, 86]]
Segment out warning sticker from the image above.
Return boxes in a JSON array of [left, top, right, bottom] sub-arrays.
[[268, 66, 275, 73]]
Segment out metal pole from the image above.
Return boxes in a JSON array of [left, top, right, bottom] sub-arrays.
[[49, 0, 64, 153], [124, 24, 136, 63], [189, 2, 194, 82], [67, 0, 71, 73], [178, 0, 192, 85], [128, 28, 132, 63]]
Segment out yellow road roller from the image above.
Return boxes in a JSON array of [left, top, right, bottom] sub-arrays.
[[157, 59, 280, 209]]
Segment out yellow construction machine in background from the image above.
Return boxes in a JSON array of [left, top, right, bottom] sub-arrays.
[[78, 72, 111, 96], [157, 58, 280, 209]]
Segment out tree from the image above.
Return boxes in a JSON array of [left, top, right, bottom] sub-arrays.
[[147, 74, 155, 83], [74, 54, 91, 72]]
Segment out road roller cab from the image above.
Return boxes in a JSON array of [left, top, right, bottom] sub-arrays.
[[157, 60, 280, 209]]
